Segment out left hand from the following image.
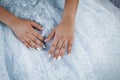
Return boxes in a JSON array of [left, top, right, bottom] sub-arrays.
[[45, 20, 75, 60]]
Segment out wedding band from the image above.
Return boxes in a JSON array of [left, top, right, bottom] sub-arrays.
[[56, 47, 60, 50], [33, 39, 36, 42]]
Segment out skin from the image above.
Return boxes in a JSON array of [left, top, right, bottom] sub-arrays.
[[0, 7, 45, 49], [46, 0, 79, 60], [0, 0, 79, 60]]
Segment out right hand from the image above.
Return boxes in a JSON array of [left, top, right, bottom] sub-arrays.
[[9, 18, 45, 49]]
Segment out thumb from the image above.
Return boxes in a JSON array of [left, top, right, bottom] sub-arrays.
[[31, 21, 44, 31], [45, 29, 55, 42]]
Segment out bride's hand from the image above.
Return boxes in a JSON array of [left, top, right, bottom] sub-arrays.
[[9, 18, 45, 50], [45, 20, 74, 60]]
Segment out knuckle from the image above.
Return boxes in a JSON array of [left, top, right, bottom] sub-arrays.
[[62, 48, 66, 50], [33, 38, 37, 42], [49, 49, 53, 53], [52, 44, 56, 47], [54, 54, 58, 57], [17, 35, 21, 38], [27, 39, 31, 43], [60, 35, 64, 39], [40, 36, 44, 40], [29, 42, 34, 45], [34, 39, 39, 43], [22, 40, 26, 43], [38, 35, 44, 40], [60, 52, 64, 55], [25, 31, 29, 34], [20, 38, 24, 42], [56, 34, 60, 38], [38, 41, 42, 45], [33, 45, 38, 48], [69, 42, 72, 46], [36, 40, 41, 45], [68, 46, 72, 49], [55, 52, 59, 55], [23, 42, 27, 45], [36, 33, 40, 37], [56, 47, 60, 50], [60, 52, 64, 57], [40, 43, 44, 46], [70, 36, 74, 39], [68, 48, 71, 51]]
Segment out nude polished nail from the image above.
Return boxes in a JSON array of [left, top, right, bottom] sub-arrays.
[[57, 56, 61, 60]]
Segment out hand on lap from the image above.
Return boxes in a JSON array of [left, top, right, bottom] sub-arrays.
[[9, 18, 45, 50], [45, 20, 74, 60]]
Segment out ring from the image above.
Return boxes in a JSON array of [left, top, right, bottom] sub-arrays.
[[33, 39, 36, 42], [56, 47, 60, 50]]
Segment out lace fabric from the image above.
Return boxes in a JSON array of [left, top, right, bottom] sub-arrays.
[[0, 0, 120, 80]]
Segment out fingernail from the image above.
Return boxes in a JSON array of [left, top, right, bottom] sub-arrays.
[[48, 54, 51, 58], [68, 53, 71, 56], [41, 28, 44, 30], [42, 45, 46, 48], [36, 47, 42, 51], [53, 57, 56, 61], [29, 47, 32, 50], [44, 39, 48, 42], [57, 56, 61, 60]]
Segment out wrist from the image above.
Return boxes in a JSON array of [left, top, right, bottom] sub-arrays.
[[61, 16, 75, 27], [6, 16, 20, 29], [62, 15, 75, 23], [62, 15, 75, 21]]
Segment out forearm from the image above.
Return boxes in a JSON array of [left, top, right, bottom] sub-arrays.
[[0, 6, 18, 27], [62, 0, 79, 23]]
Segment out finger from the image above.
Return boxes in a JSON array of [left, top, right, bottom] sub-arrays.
[[18, 37, 31, 48], [59, 40, 67, 59], [28, 34, 45, 48], [23, 35, 40, 49], [45, 30, 55, 42], [54, 40, 63, 60], [34, 39, 45, 48], [48, 39, 58, 58], [32, 31, 45, 41], [29, 40, 39, 49], [24, 30, 45, 49], [67, 39, 73, 55], [23, 33, 37, 48], [23, 41, 31, 48], [31, 21, 44, 30]]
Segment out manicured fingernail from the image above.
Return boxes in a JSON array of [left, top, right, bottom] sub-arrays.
[[68, 53, 71, 56], [48, 54, 51, 58], [44, 39, 48, 42], [29, 47, 32, 49], [41, 28, 44, 30], [42, 45, 46, 48], [57, 56, 61, 60], [53, 57, 56, 61], [36, 47, 42, 51]]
